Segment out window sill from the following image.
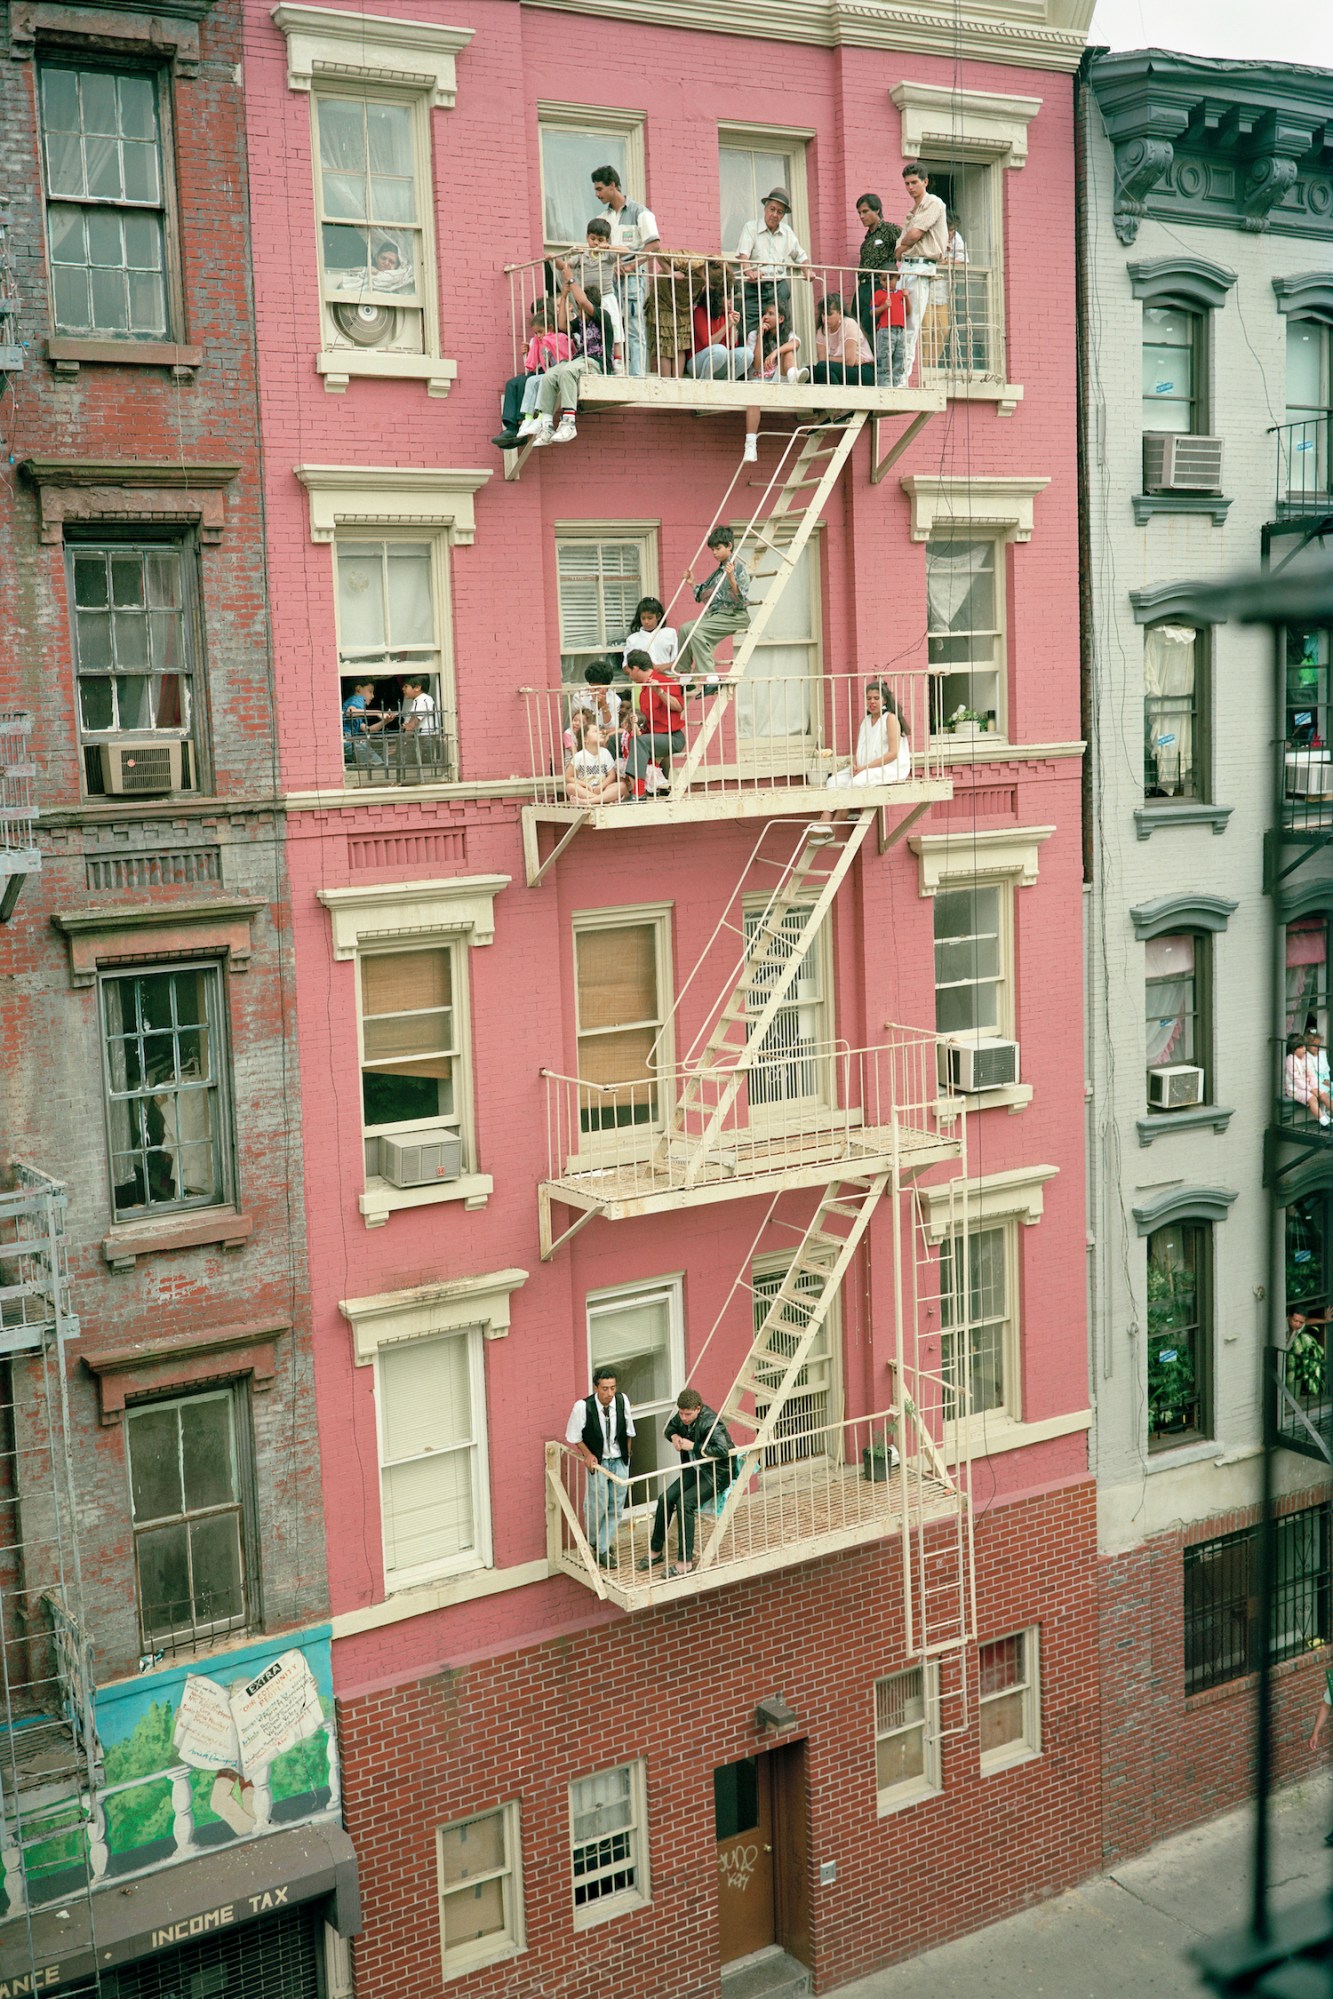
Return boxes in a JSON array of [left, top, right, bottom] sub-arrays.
[[932, 734, 1011, 760], [979, 1744, 1041, 1777], [48, 337, 203, 379], [102, 1208, 254, 1270], [316, 350, 458, 398], [876, 1781, 942, 1818], [941, 1406, 1091, 1466], [942, 380, 1023, 417], [960, 1081, 1032, 1116], [359, 1172, 492, 1227], [1132, 492, 1233, 525], [1134, 801, 1233, 840], [1137, 1104, 1235, 1145], [1185, 1643, 1327, 1711], [572, 1891, 650, 1932], [1145, 1437, 1222, 1473], [330, 1557, 548, 1638]]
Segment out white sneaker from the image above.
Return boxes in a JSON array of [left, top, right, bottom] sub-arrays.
[[530, 419, 555, 447], [516, 415, 541, 439], [742, 434, 758, 463], [553, 415, 578, 443], [787, 365, 811, 385]]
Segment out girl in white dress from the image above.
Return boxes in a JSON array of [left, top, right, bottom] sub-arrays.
[[826, 678, 911, 787]]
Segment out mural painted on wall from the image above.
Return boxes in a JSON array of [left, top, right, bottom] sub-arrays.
[[2, 1626, 337, 1917]]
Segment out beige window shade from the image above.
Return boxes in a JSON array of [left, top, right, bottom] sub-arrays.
[[363, 948, 454, 1077], [575, 924, 657, 1030], [363, 948, 452, 1015]]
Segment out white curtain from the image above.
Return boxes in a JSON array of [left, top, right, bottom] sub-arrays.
[[1144, 625, 1197, 795], [1145, 933, 1194, 1066]]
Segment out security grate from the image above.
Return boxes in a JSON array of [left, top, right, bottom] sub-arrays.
[[61, 1904, 322, 1998]]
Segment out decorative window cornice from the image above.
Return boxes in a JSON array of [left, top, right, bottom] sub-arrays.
[[1129, 894, 1237, 940], [1127, 256, 1236, 312], [909, 824, 1054, 897], [341, 1270, 527, 1363], [1129, 583, 1226, 626], [900, 474, 1049, 544], [51, 897, 264, 987], [317, 874, 509, 959], [919, 1164, 1058, 1244], [84, 1318, 288, 1423], [271, 3, 473, 106], [9, 0, 212, 71], [890, 82, 1042, 167], [1276, 876, 1333, 925], [1273, 273, 1333, 323], [20, 459, 237, 546], [1132, 1184, 1237, 1234], [295, 465, 491, 546]]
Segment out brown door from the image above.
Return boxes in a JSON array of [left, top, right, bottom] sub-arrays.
[[714, 1755, 776, 1964], [770, 1739, 811, 1969]]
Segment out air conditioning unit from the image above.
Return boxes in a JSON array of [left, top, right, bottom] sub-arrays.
[[1287, 751, 1333, 798], [1143, 432, 1224, 494], [98, 737, 193, 796], [325, 294, 423, 357], [379, 1129, 464, 1188], [946, 1037, 1020, 1092], [1148, 1064, 1206, 1111]]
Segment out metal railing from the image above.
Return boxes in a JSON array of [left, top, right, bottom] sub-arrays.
[[1270, 1333, 1332, 1465], [342, 711, 457, 789], [0, 713, 38, 914], [0, 1165, 76, 1353], [1273, 416, 1333, 515], [541, 1030, 960, 1201], [521, 669, 943, 809], [504, 251, 999, 393]]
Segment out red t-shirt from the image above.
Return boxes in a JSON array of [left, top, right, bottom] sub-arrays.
[[633, 670, 682, 734], [872, 284, 907, 329]]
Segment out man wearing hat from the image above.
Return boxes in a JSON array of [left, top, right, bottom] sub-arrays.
[[735, 187, 809, 351]]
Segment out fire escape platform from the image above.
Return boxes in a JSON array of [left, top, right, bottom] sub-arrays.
[[551, 1450, 961, 1611], [542, 1116, 962, 1224], [577, 376, 945, 418], [523, 775, 950, 839]]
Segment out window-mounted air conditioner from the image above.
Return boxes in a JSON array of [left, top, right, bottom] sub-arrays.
[[1142, 432, 1224, 494], [98, 737, 193, 796], [946, 1037, 1020, 1092], [326, 297, 424, 356], [1147, 1064, 1206, 1111], [378, 1129, 464, 1188]]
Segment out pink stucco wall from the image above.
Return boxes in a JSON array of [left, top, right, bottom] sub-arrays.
[[240, 0, 1084, 1695]]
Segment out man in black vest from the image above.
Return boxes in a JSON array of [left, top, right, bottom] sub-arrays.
[[565, 1365, 635, 1569], [638, 1387, 735, 1577]]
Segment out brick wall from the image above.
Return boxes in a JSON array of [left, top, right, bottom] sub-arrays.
[[337, 1480, 1101, 1999]]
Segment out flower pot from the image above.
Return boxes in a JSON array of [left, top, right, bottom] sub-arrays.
[[862, 1447, 890, 1483]]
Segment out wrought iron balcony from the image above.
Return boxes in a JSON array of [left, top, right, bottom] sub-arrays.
[[1272, 416, 1333, 520], [1269, 1333, 1332, 1465]]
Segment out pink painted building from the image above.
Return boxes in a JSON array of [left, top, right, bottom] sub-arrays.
[[241, 0, 1094, 1989]]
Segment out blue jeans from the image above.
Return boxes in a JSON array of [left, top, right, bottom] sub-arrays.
[[585, 1454, 629, 1557], [687, 344, 750, 380], [618, 270, 647, 376]]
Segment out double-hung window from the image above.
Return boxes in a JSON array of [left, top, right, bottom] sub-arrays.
[[586, 1280, 681, 1482], [940, 1225, 1013, 1421], [1146, 1220, 1211, 1448], [437, 1805, 524, 1977], [569, 1762, 649, 1926], [359, 946, 465, 1171], [1143, 305, 1204, 433], [751, 1256, 837, 1462], [573, 909, 670, 1137], [538, 106, 645, 249], [873, 1665, 940, 1812], [68, 537, 198, 793], [39, 62, 171, 341], [926, 537, 1004, 734], [336, 537, 451, 785], [933, 882, 1007, 1043], [914, 160, 1001, 384], [375, 1327, 489, 1588], [556, 529, 654, 684], [1184, 1508, 1330, 1693], [314, 89, 428, 360], [1285, 319, 1332, 505], [1143, 624, 1204, 800], [1145, 931, 1209, 1106], [101, 965, 228, 1220], [978, 1629, 1040, 1770], [742, 898, 832, 1113], [126, 1388, 253, 1652]]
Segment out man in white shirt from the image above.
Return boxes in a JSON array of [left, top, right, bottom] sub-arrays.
[[565, 1367, 636, 1568], [397, 674, 443, 780], [735, 187, 808, 350], [592, 165, 659, 378], [896, 161, 948, 384]]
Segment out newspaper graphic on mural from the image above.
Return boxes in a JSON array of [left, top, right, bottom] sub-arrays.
[[172, 1648, 325, 1836]]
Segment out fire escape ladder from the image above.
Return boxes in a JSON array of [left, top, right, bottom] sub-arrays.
[[659, 811, 874, 1187], [693, 1173, 888, 1573], [669, 416, 866, 798], [0, 713, 40, 923]]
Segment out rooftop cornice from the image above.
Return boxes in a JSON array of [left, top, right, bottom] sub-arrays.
[[524, 0, 1096, 73]]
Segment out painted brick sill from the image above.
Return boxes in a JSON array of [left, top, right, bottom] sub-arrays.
[[1134, 801, 1234, 839], [1185, 1643, 1328, 1712], [47, 337, 203, 378], [1137, 1104, 1236, 1144], [102, 1209, 254, 1269], [316, 350, 457, 398], [964, 1082, 1033, 1115], [359, 1172, 492, 1227], [943, 380, 1023, 417], [1145, 1439, 1223, 1475]]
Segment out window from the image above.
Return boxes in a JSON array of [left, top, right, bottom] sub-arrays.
[[313, 89, 429, 363], [569, 1762, 648, 1926], [926, 537, 1004, 734], [573, 908, 670, 1136], [556, 530, 654, 684], [1286, 1190, 1331, 1315], [742, 898, 831, 1111], [1142, 305, 1204, 432], [933, 882, 1007, 1041], [873, 1665, 940, 1811], [437, 1804, 524, 1978], [978, 1628, 1040, 1770], [752, 1256, 838, 1463], [1184, 1507, 1330, 1694], [1284, 319, 1331, 503], [538, 105, 645, 249], [1145, 931, 1209, 1104], [126, 1388, 252, 1652], [359, 947, 464, 1167], [1285, 916, 1328, 1043], [1144, 624, 1203, 800], [718, 130, 809, 258], [587, 1279, 682, 1482], [1146, 1221, 1211, 1448], [39, 62, 171, 341], [940, 1225, 1013, 1421], [336, 537, 451, 785], [101, 966, 228, 1220], [915, 161, 1001, 383], [1284, 624, 1331, 759], [733, 530, 821, 765], [67, 538, 198, 793], [376, 1327, 489, 1587]]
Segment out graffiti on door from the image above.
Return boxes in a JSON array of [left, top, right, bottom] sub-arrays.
[[718, 1843, 760, 1892]]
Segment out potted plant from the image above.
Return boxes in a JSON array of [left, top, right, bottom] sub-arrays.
[[861, 1439, 899, 1482], [1146, 1256, 1197, 1437], [946, 704, 989, 738], [1287, 1329, 1326, 1400]]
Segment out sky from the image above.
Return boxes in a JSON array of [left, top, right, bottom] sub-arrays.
[[1088, 0, 1333, 66]]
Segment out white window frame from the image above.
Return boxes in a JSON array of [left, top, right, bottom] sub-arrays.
[[555, 521, 659, 683], [374, 1322, 491, 1592], [273, 3, 472, 397], [537, 102, 646, 253], [317, 873, 507, 1223], [978, 1626, 1041, 1773], [939, 1219, 1020, 1424], [752, 1248, 843, 1451], [437, 1801, 524, 1979], [568, 1759, 650, 1928], [925, 531, 1007, 738], [571, 902, 674, 1156], [873, 1661, 941, 1813], [740, 891, 834, 1125], [585, 1275, 684, 1491], [932, 873, 1013, 1043], [357, 936, 468, 1151], [717, 121, 813, 261], [333, 530, 454, 786], [728, 521, 823, 773]]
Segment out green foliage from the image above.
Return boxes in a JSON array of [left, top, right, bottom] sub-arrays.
[[1287, 1330, 1326, 1400], [1147, 1251, 1198, 1432]]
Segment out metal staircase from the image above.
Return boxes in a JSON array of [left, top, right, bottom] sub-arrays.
[[0, 714, 39, 924]]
